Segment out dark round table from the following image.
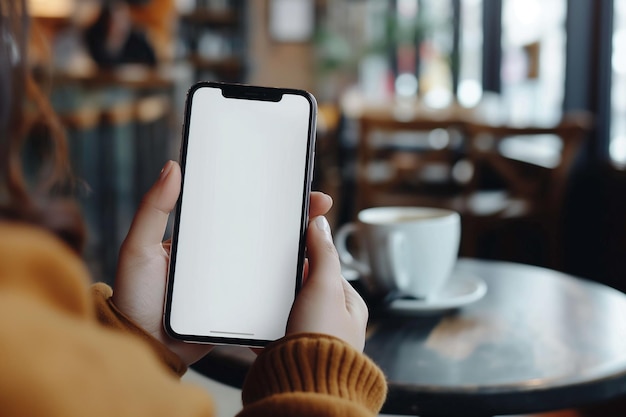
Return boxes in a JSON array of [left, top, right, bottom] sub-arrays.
[[191, 259, 626, 416]]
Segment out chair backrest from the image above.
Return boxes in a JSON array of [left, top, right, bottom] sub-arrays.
[[462, 111, 593, 217], [356, 114, 467, 215]]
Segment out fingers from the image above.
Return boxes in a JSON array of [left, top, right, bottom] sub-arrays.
[[307, 216, 367, 320], [123, 161, 181, 250], [287, 216, 368, 350], [302, 258, 309, 285], [341, 278, 368, 323], [302, 192, 332, 283], [305, 216, 343, 293], [309, 192, 333, 219]]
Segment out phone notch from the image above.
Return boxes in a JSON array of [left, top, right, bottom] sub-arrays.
[[219, 83, 283, 102]]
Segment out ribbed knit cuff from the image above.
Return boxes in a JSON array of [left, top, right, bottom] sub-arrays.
[[242, 333, 387, 414], [91, 283, 187, 377]]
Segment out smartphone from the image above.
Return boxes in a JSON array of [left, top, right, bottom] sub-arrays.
[[164, 82, 317, 347]]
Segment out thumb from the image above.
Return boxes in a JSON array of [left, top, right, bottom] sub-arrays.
[[306, 217, 366, 317], [123, 160, 181, 250], [307, 216, 368, 319], [304, 216, 344, 297], [287, 216, 370, 351]]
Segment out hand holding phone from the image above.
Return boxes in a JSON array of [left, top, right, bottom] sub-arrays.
[[112, 156, 336, 365], [164, 82, 317, 347]]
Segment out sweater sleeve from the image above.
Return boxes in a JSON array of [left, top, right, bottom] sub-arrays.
[[239, 333, 388, 417], [92, 282, 188, 376], [0, 222, 215, 417]]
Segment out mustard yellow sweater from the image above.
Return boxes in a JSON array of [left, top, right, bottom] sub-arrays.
[[0, 222, 387, 416]]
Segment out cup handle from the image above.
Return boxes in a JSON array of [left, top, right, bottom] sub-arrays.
[[387, 232, 411, 292], [334, 223, 370, 276]]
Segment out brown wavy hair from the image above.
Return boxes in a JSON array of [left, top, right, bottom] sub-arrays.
[[0, 0, 85, 252]]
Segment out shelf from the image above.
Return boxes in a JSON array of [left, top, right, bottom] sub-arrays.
[[187, 55, 243, 73], [180, 9, 238, 26], [33, 16, 73, 31], [179, 2, 246, 82], [49, 67, 176, 90]]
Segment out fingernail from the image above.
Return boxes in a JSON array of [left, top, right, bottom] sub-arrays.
[[159, 161, 174, 181], [314, 216, 331, 236]]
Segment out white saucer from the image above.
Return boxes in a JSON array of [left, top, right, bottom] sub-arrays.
[[387, 272, 487, 315]]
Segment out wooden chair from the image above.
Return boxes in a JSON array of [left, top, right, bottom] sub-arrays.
[[355, 114, 468, 215], [354, 110, 592, 269], [459, 111, 593, 267]]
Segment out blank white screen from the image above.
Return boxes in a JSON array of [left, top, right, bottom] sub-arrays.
[[169, 86, 312, 342]]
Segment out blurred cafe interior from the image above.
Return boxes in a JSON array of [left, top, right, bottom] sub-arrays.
[[25, 0, 626, 293]]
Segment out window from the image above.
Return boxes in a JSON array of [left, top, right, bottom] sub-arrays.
[[501, 0, 566, 125], [458, 0, 483, 107], [410, 0, 455, 107], [611, 0, 626, 168]]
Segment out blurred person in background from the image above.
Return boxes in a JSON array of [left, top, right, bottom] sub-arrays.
[[84, 0, 175, 67], [0, 1, 387, 416]]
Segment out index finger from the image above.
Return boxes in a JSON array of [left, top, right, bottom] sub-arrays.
[[309, 192, 333, 218]]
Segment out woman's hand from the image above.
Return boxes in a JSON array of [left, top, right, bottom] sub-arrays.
[[287, 216, 368, 351], [112, 160, 334, 365]]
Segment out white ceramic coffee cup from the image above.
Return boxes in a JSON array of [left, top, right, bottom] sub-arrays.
[[335, 207, 460, 300]]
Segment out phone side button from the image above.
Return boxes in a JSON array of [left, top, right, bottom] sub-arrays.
[[310, 151, 316, 184]]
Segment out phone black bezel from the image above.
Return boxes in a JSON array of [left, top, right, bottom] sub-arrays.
[[163, 81, 317, 347]]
